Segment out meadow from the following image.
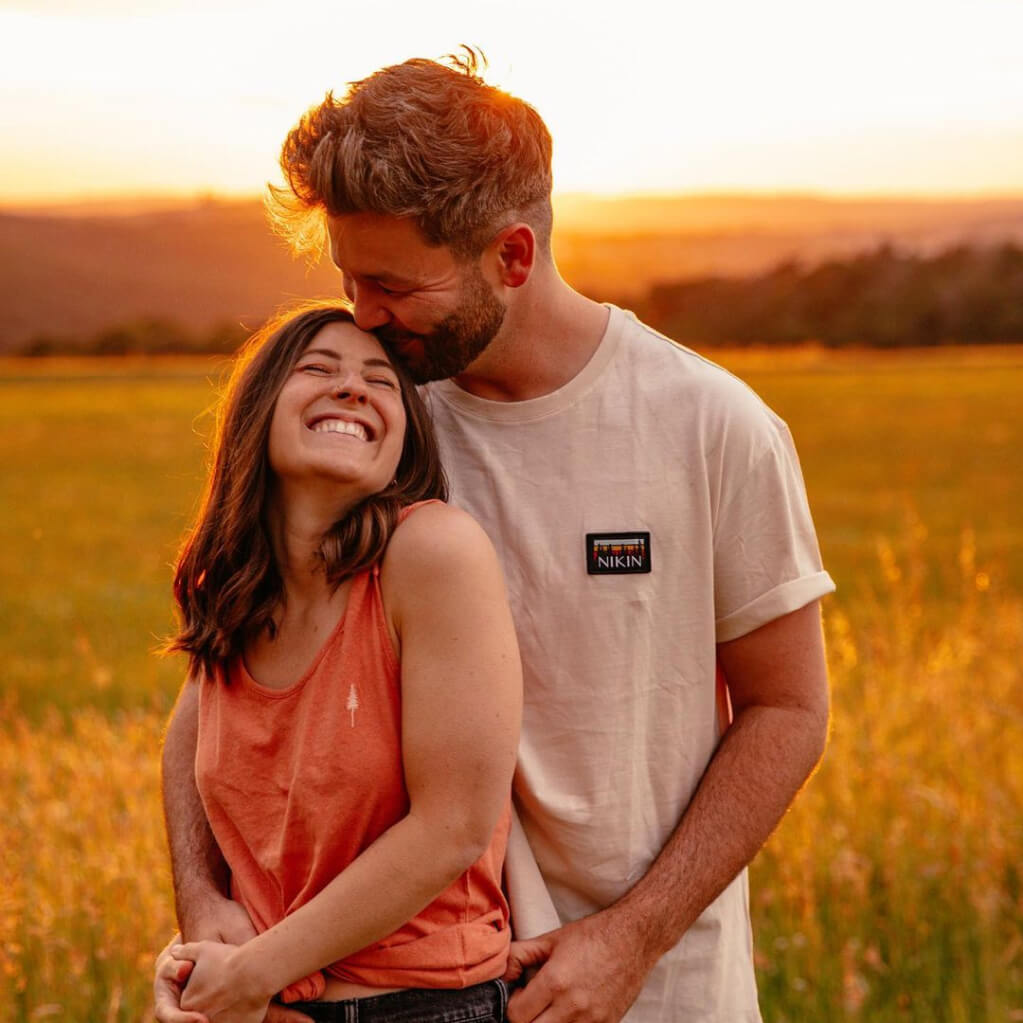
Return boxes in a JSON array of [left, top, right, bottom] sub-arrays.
[[1, 347, 1021, 1021]]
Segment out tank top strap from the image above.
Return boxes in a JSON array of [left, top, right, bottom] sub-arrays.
[[397, 498, 445, 525]]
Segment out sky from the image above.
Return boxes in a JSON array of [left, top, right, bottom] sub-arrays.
[[2, 0, 1022, 203]]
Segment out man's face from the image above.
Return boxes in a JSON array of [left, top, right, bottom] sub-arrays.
[[327, 212, 506, 384]]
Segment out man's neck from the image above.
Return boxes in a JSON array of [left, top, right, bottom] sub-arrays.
[[451, 271, 610, 403]]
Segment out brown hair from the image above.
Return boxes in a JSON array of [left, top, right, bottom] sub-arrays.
[[168, 301, 447, 682], [268, 47, 553, 259]]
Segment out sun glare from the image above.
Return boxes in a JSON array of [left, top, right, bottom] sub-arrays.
[[1, 0, 1022, 203]]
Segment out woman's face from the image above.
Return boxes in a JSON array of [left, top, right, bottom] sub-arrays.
[[267, 321, 407, 502]]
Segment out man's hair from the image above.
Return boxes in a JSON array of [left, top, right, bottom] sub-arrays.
[[268, 47, 553, 259], [167, 301, 447, 682]]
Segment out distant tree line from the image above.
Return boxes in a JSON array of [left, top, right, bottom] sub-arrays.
[[19, 317, 249, 356], [635, 242, 1023, 347], [14, 242, 1023, 355]]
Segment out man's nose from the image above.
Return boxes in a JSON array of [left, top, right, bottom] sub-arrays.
[[348, 282, 391, 331]]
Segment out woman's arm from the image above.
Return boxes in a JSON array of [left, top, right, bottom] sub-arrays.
[[176, 504, 522, 1020]]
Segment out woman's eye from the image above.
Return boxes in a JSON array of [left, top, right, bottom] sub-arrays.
[[368, 376, 398, 388], [299, 363, 329, 374]]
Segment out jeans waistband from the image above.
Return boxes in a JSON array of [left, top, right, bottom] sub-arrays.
[[286, 978, 508, 1023]]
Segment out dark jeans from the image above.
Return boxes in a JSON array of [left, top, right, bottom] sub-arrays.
[[286, 979, 508, 1023]]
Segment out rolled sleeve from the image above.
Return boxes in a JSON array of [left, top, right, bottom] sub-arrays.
[[713, 415, 835, 642]]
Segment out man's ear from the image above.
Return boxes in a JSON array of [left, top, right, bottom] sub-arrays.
[[489, 223, 535, 288]]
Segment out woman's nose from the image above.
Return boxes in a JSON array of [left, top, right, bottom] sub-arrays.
[[333, 372, 368, 403]]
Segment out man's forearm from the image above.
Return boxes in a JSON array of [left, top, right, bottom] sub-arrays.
[[611, 699, 827, 964], [161, 677, 232, 938], [608, 602, 830, 965], [503, 675, 828, 1023]]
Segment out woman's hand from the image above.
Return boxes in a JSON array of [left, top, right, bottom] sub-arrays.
[[173, 940, 272, 1023]]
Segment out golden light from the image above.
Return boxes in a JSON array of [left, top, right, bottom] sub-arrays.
[[1, 0, 1022, 203]]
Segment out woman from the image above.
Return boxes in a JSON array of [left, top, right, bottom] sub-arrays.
[[164, 301, 522, 1023]]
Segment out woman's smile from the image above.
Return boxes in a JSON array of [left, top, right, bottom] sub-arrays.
[[267, 321, 407, 495], [307, 416, 372, 442]]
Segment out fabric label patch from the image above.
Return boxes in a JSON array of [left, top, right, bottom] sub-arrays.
[[586, 532, 652, 575]]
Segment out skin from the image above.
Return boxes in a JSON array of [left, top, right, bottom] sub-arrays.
[[265, 321, 407, 514], [157, 212, 830, 1023], [155, 323, 521, 1023]]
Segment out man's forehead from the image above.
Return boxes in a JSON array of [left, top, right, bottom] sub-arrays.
[[327, 211, 423, 243], [326, 213, 451, 275]]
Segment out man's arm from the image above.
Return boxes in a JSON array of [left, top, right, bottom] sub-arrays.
[[157, 680, 313, 1023], [505, 600, 830, 1023], [162, 676, 254, 943]]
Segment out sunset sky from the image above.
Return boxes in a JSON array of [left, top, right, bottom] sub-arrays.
[[2, 0, 1022, 203]]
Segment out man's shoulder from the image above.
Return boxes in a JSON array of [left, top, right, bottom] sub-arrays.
[[615, 307, 746, 387], [612, 306, 782, 428]]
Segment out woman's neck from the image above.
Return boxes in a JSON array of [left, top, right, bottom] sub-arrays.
[[267, 483, 358, 602]]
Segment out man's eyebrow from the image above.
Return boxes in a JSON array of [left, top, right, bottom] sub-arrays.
[[335, 263, 416, 288]]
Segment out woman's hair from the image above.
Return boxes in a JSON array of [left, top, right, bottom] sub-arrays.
[[267, 47, 553, 260], [168, 300, 447, 682]]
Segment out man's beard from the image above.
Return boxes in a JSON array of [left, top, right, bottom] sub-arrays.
[[374, 266, 506, 384]]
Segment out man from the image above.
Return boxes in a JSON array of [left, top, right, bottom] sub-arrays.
[[157, 49, 833, 1023]]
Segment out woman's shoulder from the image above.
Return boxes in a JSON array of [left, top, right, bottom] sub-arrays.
[[386, 501, 497, 575], [379, 503, 505, 633]]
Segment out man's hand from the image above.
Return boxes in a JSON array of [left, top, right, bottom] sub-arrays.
[[172, 939, 270, 1023], [154, 936, 205, 1023], [155, 897, 259, 1022], [154, 939, 314, 1023], [153, 901, 314, 1023], [503, 909, 649, 1023]]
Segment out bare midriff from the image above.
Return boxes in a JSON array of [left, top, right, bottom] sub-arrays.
[[318, 977, 403, 1001]]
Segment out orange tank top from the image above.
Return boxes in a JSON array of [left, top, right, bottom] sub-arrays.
[[195, 506, 511, 1001]]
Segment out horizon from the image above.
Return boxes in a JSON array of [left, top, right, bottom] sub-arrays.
[[5, 186, 1023, 215]]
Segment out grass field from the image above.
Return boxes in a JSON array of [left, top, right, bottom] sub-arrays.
[[1, 348, 1021, 1021]]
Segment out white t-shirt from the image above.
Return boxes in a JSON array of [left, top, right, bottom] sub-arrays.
[[424, 305, 834, 1022]]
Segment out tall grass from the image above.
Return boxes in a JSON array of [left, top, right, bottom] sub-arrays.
[[752, 528, 1023, 1021], [2, 539, 1018, 1021], [0, 706, 173, 1022], [1, 351, 1020, 1020]]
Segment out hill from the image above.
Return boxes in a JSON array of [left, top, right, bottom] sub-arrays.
[[3, 193, 1023, 352], [554, 193, 1023, 298], [638, 243, 1023, 347], [0, 199, 340, 352]]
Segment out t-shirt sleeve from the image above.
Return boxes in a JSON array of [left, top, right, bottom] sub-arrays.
[[712, 408, 835, 642]]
